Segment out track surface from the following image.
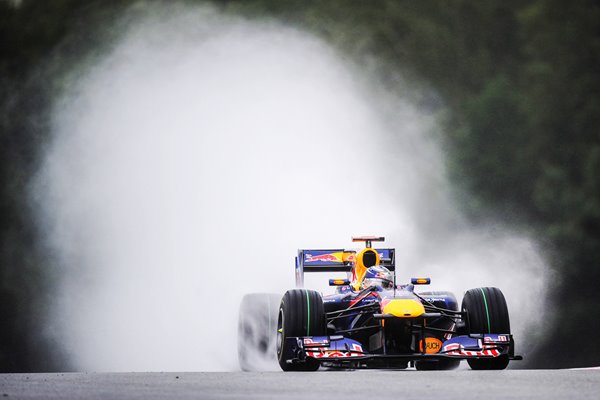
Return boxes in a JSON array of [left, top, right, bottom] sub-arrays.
[[1, 370, 598, 399]]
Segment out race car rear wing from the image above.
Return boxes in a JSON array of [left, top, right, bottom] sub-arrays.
[[295, 248, 395, 287]]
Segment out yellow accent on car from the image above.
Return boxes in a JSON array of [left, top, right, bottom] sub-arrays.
[[352, 248, 381, 290], [342, 251, 356, 263], [383, 299, 425, 318]]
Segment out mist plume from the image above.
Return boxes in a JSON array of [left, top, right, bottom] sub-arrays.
[[34, 5, 549, 371]]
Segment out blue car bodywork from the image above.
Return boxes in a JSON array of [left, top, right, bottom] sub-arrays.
[[279, 242, 521, 370]]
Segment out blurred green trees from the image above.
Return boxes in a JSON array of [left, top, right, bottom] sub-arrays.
[[0, 0, 598, 369]]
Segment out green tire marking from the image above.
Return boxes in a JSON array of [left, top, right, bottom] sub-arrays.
[[479, 288, 492, 333], [305, 290, 311, 336]]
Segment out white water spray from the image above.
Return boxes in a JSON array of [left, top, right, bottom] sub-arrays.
[[34, 6, 548, 371]]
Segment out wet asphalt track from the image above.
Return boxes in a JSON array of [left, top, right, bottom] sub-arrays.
[[1, 370, 599, 400]]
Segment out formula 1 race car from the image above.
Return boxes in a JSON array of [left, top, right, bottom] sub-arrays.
[[237, 236, 522, 371]]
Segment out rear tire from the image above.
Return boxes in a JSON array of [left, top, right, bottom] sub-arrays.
[[277, 289, 326, 371], [237, 293, 281, 371], [462, 287, 510, 370]]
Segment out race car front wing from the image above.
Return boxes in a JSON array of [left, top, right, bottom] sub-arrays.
[[282, 334, 523, 368]]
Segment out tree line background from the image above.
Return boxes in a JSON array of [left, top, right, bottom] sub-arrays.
[[0, 0, 598, 370]]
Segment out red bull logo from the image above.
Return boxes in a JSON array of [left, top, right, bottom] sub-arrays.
[[305, 253, 341, 263], [304, 250, 355, 264]]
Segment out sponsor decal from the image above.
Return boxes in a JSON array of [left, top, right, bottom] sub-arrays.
[[484, 335, 509, 343], [443, 343, 461, 352], [305, 253, 340, 263], [423, 297, 446, 303], [304, 251, 356, 264], [303, 338, 329, 346], [306, 344, 364, 359], [349, 291, 379, 307], [442, 343, 500, 357], [420, 337, 443, 354]]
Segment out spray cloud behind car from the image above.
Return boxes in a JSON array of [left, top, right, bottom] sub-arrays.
[[33, 5, 549, 371]]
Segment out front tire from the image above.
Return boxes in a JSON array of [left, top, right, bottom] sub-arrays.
[[462, 287, 510, 370], [277, 289, 326, 371]]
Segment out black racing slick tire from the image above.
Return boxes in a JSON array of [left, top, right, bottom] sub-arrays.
[[237, 293, 281, 371], [277, 289, 326, 371], [462, 287, 510, 370]]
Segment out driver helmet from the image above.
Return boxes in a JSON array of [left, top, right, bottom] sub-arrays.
[[362, 266, 394, 289]]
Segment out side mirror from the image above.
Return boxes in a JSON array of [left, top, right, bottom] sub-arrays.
[[329, 279, 350, 286], [411, 277, 431, 285]]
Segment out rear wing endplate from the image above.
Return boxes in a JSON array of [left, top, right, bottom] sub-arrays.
[[295, 248, 395, 287]]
